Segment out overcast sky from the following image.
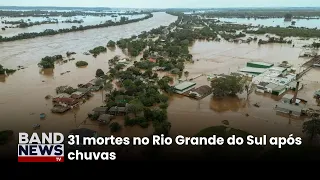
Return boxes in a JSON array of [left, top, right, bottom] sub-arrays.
[[1, 0, 320, 8]]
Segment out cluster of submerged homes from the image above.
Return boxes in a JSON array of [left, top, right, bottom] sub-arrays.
[[239, 61, 312, 117], [51, 78, 103, 113], [88, 105, 130, 125]]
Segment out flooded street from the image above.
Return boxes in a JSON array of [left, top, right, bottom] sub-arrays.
[[1, 11, 320, 151]]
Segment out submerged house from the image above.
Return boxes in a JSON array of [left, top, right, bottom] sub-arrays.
[[97, 114, 114, 124], [239, 67, 267, 75], [108, 106, 128, 115], [173, 81, 196, 94], [188, 85, 212, 98], [265, 83, 278, 93], [52, 98, 79, 107], [281, 94, 295, 104], [246, 61, 274, 68], [275, 103, 304, 117], [91, 107, 108, 116], [271, 85, 287, 96], [256, 82, 269, 93], [70, 91, 85, 99], [53, 93, 71, 99], [288, 81, 303, 91]]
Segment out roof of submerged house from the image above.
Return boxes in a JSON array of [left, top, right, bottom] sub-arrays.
[[276, 103, 303, 113], [258, 82, 269, 87], [174, 81, 196, 91], [247, 61, 274, 67], [92, 107, 108, 112], [239, 67, 267, 74], [282, 94, 294, 100], [265, 83, 279, 90]]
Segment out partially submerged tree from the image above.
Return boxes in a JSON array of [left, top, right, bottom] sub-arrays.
[[211, 75, 245, 97], [96, 69, 105, 77], [303, 117, 320, 143], [109, 122, 122, 133], [184, 71, 189, 80]]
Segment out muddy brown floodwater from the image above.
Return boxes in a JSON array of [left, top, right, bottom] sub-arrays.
[[1, 12, 320, 154]]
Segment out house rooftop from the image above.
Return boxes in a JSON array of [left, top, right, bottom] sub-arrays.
[[98, 114, 113, 122], [191, 85, 212, 96], [54, 93, 70, 98], [239, 67, 267, 74], [276, 103, 303, 113], [77, 88, 89, 93], [282, 94, 294, 100], [174, 81, 196, 91], [258, 82, 269, 87], [248, 61, 274, 66], [273, 85, 286, 91], [265, 83, 278, 89], [269, 66, 287, 72], [109, 106, 127, 112], [72, 91, 83, 95], [92, 107, 108, 112]]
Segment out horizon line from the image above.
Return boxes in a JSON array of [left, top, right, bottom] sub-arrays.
[[1, 5, 320, 9]]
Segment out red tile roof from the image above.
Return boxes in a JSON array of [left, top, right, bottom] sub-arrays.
[[149, 58, 156, 63]]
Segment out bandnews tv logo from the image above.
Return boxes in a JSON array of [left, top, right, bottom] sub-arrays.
[[18, 132, 64, 162]]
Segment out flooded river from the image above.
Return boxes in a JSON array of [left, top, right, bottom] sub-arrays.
[[0, 14, 147, 37], [218, 17, 320, 28], [0, 12, 320, 152]]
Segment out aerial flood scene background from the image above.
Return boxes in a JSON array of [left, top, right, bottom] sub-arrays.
[[1, 1, 320, 160]]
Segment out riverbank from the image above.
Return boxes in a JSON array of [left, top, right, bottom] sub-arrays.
[[0, 13, 153, 42]]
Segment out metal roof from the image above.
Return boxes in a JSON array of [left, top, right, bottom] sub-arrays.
[[265, 83, 278, 89], [248, 61, 274, 66], [269, 66, 287, 72], [239, 67, 267, 74], [276, 103, 303, 113], [273, 85, 286, 91], [282, 94, 294, 100], [174, 81, 196, 91]]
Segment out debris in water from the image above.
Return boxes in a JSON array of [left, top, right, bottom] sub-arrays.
[[40, 113, 46, 119], [45, 95, 52, 100]]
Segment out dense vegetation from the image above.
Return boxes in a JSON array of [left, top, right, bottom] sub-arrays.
[[1, 19, 58, 28], [89, 46, 107, 56], [0, 13, 153, 42], [107, 40, 116, 48], [38, 55, 63, 69], [211, 75, 246, 97], [0, 9, 149, 17], [245, 26, 320, 38], [0, 64, 16, 75]]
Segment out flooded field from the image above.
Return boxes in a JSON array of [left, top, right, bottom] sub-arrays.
[[1, 12, 320, 153], [0, 14, 147, 37], [218, 17, 320, 28]]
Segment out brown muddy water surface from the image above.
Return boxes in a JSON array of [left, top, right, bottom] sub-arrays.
[[1, 13, 320, 152]]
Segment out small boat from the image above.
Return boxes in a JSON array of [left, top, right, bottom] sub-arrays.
[[33, 124, 41, 130], [40, 113, 46, 119]]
